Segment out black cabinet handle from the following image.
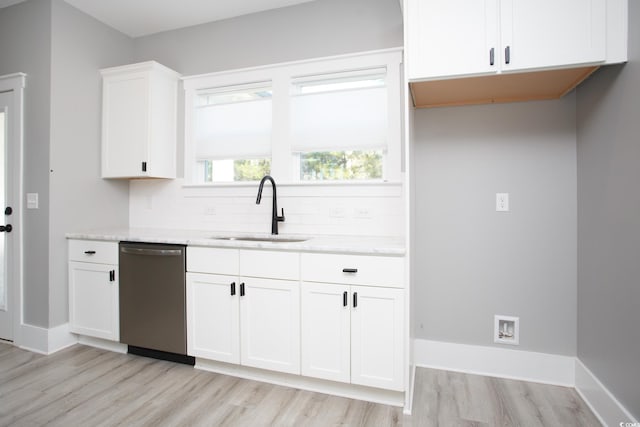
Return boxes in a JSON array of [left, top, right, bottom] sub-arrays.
[[84, 250, 96, 255], [505, 45, 511, 64], [4, 207, 12, 215], [231, 282, 236, 296], [240, 282, 245, 297], [489, 47, 495, 66], [353, 292, 358, 308], [343, 291, 348, 307], [142, 161, 147, 172], [342, 268, 358, 274], [0, 224, 12, 233], [109, 270, 115, 282]]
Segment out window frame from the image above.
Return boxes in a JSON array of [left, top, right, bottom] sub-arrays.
[[183, 49, 403, 186]]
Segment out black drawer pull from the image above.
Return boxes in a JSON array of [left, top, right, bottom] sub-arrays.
[[342, 268, 358, 274], [343, 291, 348, 307], [353, 292, 358, 308], [230, 282, 236, 296], [84, 250, 96, 255], [489, 47, 495, 66], [505, 45, 511, 64], [240, 282, 245, 297], [109, 270, 115, 282]]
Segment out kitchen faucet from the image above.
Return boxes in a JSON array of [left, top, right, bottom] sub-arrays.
[[256, 175, 285, 235]]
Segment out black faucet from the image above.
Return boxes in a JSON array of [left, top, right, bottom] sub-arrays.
[[256, 175, 285, 235]]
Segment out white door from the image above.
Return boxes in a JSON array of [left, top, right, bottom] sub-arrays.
[[186, 272, 240, 363], [68, 262, 119, 341], [500, 0, 606, 72], [240, 277, 300, 375], [300, 282, 350, 383], [408, 0, 498, 80], [351, 286, 404, 391], [0, 91, 16, 341]]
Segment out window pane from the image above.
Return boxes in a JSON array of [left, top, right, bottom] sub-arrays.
[[194, 84, 272, 160], [197, 158, 271, 183], [299, 150, 383, 181], [290, 71, 387, 154]]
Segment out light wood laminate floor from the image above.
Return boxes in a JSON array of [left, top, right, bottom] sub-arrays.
[[0, 342, 600, 426]]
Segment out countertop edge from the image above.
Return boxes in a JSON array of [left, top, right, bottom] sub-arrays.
[[66, 230, 406, 257]]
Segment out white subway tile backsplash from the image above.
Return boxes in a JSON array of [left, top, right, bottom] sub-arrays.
[[129, 179, 404, 237]]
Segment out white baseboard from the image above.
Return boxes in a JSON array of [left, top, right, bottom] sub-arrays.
[[78, 335, 127, 354], [196, 358, 405, 408], [48, 323, 77, 353], [575, 359, 637, 427], [403, 363, 416, 415], [18, 323, 78, 355], [413, 339, 575, 386]]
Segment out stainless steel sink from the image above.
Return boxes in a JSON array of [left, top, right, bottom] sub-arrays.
[[211, 236, 308, 243]]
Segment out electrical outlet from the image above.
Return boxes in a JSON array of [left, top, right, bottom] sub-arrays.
[[496, 193, 509, 212], [494, 315, 519, 345], [355, 207, 371, 219], [329, 207, 346, 218], [204, 206, 217, 216]]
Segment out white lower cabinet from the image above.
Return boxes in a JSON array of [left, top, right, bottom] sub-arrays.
[[301, 282, 404, 391], [186, 247, 404, 392], [240, 277, 300, 374], [68, 240, 119, 341], [186, 270, 300, 375], [187, 273, 240, 364]]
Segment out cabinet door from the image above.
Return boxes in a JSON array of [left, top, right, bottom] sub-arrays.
[[102, 72, 149, 178], [300, 282, 350, 383], [186, 273, 240, 363], [351, 286, 404, 391], [500, 0, 606, 72], [408, 0, 498, 80], [69, 262, 119, 341], [240, 277, 300, 374]]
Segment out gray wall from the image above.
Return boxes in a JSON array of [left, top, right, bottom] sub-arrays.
[[576, 1, 640, 419], [412, 95, 578, 355], [48, 0, 133, 327], [133, 0, 403, 75], [0, 0, 52, 327]]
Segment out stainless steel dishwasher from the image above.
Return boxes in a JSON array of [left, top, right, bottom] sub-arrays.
[[119, 242, 194, 364]]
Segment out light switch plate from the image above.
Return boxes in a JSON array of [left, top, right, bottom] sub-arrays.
[[27, 193, 39, 209]]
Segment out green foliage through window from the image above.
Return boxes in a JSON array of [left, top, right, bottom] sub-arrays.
[[300, 150, 383, 181], [234, 159, 271, 181]]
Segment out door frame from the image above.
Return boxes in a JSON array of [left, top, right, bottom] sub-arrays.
[[0, 73, 25, 345]]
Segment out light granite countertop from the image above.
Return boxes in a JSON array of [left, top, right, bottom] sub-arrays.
[[66, 228, 406, 256]]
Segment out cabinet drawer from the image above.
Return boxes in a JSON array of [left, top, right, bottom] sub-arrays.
[[301, 253, 404, 288], [239, 250, 299, 280], [68, 240, 118, 264], [187, 247, 239, 275]]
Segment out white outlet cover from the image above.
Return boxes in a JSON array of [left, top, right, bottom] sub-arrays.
[[496, 193, 509, 212]]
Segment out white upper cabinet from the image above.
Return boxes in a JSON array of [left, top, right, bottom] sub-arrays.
[[407, 0, 609, 81], [101, 61, 180, 179], [408, 0, 498, 79], [500, 0, 606, 73]]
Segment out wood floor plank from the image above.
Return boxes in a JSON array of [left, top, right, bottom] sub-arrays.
[[0, 342, 601, 426]]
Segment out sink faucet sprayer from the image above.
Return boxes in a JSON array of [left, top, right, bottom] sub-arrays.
[[256, 175, 285, 235]]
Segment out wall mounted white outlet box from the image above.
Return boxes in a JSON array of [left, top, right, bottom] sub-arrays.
[[26, 193, 38, 209], [496, 193, 509, 212], [494, 315, 519, 345]]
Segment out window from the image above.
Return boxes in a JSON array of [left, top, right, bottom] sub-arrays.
[[290, 70, 387, 181], [183, 49, 402, 185], [193, 84, 272, 183]]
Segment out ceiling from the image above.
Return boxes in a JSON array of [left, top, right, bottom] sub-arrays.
[[0, 0, 320, 38]]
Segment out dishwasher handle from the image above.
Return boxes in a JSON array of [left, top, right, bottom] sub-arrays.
[[120, 247, 183, 256]]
